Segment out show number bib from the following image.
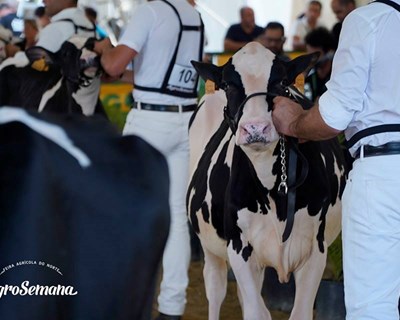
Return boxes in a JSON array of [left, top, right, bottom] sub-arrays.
[[168, 64, 197, 92]]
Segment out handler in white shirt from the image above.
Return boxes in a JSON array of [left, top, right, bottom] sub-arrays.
[[94, 1, 204, 319], [272, 1, 400, 319]]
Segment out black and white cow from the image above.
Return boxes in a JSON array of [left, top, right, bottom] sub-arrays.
[[0, 36, 104, 116], [0, 106, 169, 320], [187, 42, 347, 320]]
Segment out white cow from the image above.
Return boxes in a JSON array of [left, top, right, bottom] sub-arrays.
[[187, 42, 347, 320]]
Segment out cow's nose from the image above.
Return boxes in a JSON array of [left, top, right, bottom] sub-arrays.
[[239, 122, 269, 143], [242, 123, 269, 135]]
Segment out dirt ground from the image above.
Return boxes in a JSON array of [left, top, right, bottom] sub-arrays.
[[184, 261, 290, 320], [153, 260, 291, 320]]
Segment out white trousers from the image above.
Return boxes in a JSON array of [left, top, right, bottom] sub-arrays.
[[123, 108, 192, 316], [342, 154, 400, 320]]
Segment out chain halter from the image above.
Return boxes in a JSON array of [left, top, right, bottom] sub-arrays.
[[278, 136, 288, 195], [222, 79, 311, 242]]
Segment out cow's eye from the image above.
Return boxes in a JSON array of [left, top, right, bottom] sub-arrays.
[[225, 84, 241, 101], [219, 82, 229, 91], [225, 83, 245, 116], [226, 82, 240, 93]]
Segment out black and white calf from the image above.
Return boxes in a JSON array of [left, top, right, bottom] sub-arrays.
[[0, 36, 103, 116], [187, 42, 347, 320]]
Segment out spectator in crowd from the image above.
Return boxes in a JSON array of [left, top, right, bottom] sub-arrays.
[[0, 2, 22, 36], [0, 24, 12, 62], [94, 1, 204, 319], [13, 19, 39, 52], [84, 6, 107, 39], [3, 0, 95, 57], [35, 0, 96, 54], [272, 1, 400, 318], [290, 0, 323, 51], [258, 21, 290, 61], [224, 6, 263, 52], [303, 26, 335, 102], [34, 6, 50, 30], [331, 0, 356, 48]]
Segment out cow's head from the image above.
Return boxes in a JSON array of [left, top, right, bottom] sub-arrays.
[[25, 35, 102, 92], [192, 42, 318, 152]]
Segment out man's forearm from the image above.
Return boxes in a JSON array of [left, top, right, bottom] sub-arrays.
[[223, 39, 247, 52], [292, 105, 341, 140], [272, 97, 341, 141]]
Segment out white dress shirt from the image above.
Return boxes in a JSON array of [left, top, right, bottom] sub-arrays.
[[319, 0, 400, 155]]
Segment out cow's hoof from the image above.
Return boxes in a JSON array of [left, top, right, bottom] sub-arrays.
[[154, 312, 182, 320]]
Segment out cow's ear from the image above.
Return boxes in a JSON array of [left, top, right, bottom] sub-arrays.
[[25, 46, 56, 72], [191, 60, 223, 87], [284, 52, 320, 84]]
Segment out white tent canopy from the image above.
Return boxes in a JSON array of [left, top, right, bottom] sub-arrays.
[[12, 0, 370, 52]]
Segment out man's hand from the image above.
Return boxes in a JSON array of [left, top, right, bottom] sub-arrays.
[[93, 38, 112, 56], [272, 96, 304, 137], [272, 96, 341, 141], [5, 43, 21, 58]]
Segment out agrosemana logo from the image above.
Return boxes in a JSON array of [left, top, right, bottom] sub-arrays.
[[0, 280, 78, 298]]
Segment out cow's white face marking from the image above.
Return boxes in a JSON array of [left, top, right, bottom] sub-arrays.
[[68, 35, 87, 49], [67, 35, 100, 79], [231, 43, 279, 150], [232, 42, 275, 95]]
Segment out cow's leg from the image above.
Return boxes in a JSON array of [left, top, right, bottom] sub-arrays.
[[228, 243, 271, 320], [236, 282, 244, 310], [290, 243, 327, 320], [202, 246, 227, 320]]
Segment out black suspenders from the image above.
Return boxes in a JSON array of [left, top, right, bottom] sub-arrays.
[[373, 0, 400, 11], [346, 0, 400, 149], [56, 19, 97, 38], [134, 0, 204, 98]]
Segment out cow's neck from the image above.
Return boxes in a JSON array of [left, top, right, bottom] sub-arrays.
[[229, 145, 271, 215], [241, 140, 279, 191]]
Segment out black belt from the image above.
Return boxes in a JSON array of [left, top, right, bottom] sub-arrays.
[[354, 142, 400, 159], [132, 102, 196, 113]]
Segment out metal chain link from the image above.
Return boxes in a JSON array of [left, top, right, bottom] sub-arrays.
[[278, 135, 288, 195]]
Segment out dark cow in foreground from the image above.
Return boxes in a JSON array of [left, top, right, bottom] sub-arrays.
[[0, 107, 169, 320], [0, 36, 104, 116], [187, 42, 347, 320]]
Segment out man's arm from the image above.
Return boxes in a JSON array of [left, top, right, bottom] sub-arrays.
[[223, 38, 247, 52], [272, 96, 341, 140], [94, 38, 137, 78], [292, 35, 306, 51]]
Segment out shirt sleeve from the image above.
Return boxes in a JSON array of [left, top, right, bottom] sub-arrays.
[[319, 11, 374, 131], [36, 21, 75, 53], [118, 4, 156, 53]]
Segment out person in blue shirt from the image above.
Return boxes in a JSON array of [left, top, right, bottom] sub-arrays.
[[84, 6, 107, 40]]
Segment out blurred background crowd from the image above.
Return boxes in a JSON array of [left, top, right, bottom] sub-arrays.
[[0, 0, 370, 53]]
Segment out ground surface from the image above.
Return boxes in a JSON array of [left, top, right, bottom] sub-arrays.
[[153, 260, 291, 320]]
